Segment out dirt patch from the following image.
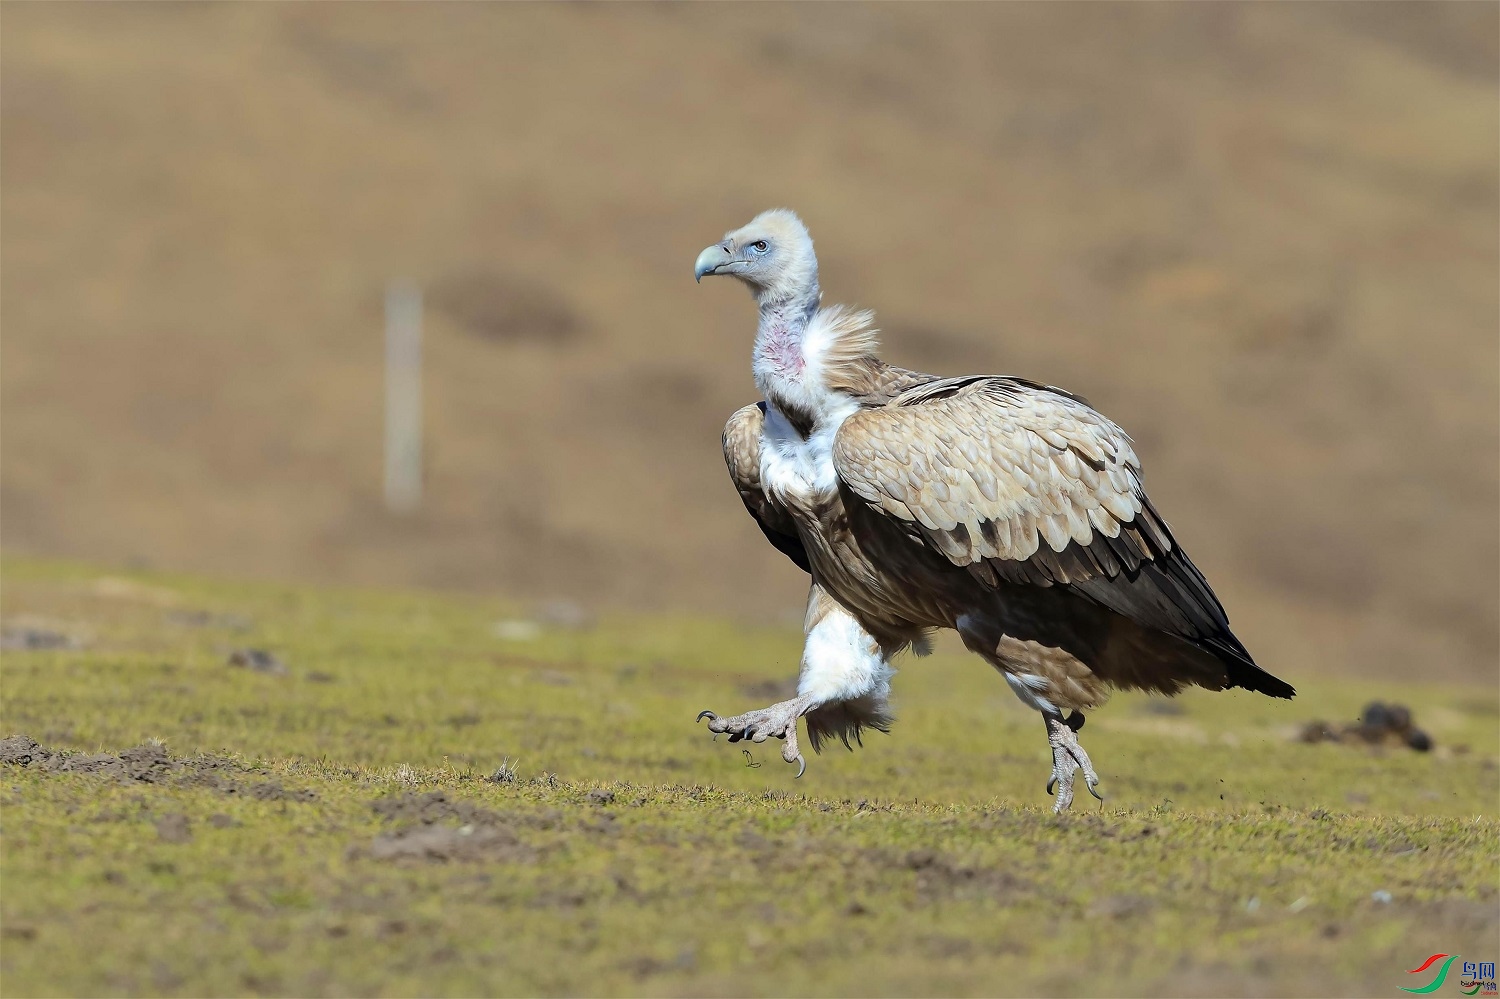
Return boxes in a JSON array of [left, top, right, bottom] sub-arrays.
[[1089, 894, 1155, 919], [888, 848, 1033, 901], [0, 735, 52, 767], [622, 948, 697, 980], [1, 737, 187, 782], [370, 790, 506, 828], [155, 813, 192, 844], [364, 824, 531, 863], [362, 791, 536, 863], [164, 610, 253, 631], [0, 735, 315, 801], [230, 779, 318, 803], [0, 625, 84, 651], [915, 934, 976, 958]]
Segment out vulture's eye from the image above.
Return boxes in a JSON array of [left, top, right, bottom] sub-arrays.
[[749, 240, 769, 254]]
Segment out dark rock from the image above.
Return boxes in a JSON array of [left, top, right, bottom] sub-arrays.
[[227, 649, 288, 675], [0, 627, 80, 651]]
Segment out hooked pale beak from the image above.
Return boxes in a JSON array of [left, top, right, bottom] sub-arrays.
[[694, 243, 734, 283]]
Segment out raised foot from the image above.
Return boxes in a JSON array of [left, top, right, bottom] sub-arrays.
[[1045, 716, 1103, 813], [696, 696, 812, 778]]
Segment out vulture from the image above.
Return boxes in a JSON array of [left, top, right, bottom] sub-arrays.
[[693, 209, 1294, 811]]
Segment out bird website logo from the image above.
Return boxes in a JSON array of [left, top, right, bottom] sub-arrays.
[[1401, 954, 1497, 995]]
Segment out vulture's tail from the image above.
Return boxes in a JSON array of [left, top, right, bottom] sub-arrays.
[[1203, 631, 1295, 700]]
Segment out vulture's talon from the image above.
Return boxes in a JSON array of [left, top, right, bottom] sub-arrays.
[[696, 696, 814, 779], [1046, 777, 1057, 796], [780, 728, 807, 778], [696, 710, 717, 724], [1046, 715, 1100, 813]]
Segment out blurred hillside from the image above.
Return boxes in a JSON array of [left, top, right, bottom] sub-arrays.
[[2, 4, 1496, 683]]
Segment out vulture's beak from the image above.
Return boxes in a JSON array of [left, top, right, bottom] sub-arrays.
[[694, 243, 733, 283]]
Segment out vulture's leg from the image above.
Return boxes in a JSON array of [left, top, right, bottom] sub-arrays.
[[1044, 712, 1102, 813], [696, 584, 894, 779], [981, 650, 1104, 813]]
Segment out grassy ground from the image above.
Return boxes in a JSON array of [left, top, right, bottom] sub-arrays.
[[1, 559, 1496, 997]]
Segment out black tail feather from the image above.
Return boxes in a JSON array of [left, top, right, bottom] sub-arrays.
[[1202, 633, 1295, 699]]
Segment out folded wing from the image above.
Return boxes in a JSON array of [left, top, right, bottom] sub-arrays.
[[831, 376, 1292, 698]]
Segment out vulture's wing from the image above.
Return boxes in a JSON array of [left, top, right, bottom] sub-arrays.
[[724, 402, 811, 573], [832, 376, 1292, 697]]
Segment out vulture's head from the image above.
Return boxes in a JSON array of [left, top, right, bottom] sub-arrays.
[[694, 209, 819, 306]]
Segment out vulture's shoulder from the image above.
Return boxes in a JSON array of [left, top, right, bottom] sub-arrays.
[[722, 403, 810, 574], [722, 403, 768, 495]]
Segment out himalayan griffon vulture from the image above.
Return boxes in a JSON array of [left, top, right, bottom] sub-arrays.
[[694, 209, 1293, 811]]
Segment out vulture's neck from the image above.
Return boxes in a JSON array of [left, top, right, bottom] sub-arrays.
[[752, 285, 878, 436], [752, 294, 819, 389]]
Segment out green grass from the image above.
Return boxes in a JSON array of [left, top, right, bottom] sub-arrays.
[[2, 558, 1496, 997]]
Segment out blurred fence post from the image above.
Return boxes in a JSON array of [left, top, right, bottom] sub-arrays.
[[384, 280, 423, 513]]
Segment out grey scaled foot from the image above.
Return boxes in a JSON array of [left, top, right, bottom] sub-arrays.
[[1045, 715, 1103, 813], [697, 695, 813, 778]]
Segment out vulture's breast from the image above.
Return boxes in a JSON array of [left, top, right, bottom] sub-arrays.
[[757, 399, 851, 509], [759, 400, 954, 630]]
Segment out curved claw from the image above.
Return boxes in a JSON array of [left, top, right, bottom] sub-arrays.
[[696, 710, 717, 723], [1087, 781, 1104, 803], [792, 754, 806, 779], [1046, 777, 1057, 796]]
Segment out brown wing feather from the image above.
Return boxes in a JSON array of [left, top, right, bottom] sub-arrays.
[[832, 377, 1292, 699], [724, 403, 810, 573], [834, 377, 1143, 566]]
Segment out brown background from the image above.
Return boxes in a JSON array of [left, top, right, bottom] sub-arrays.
[[3, 4, 1496, 684]]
